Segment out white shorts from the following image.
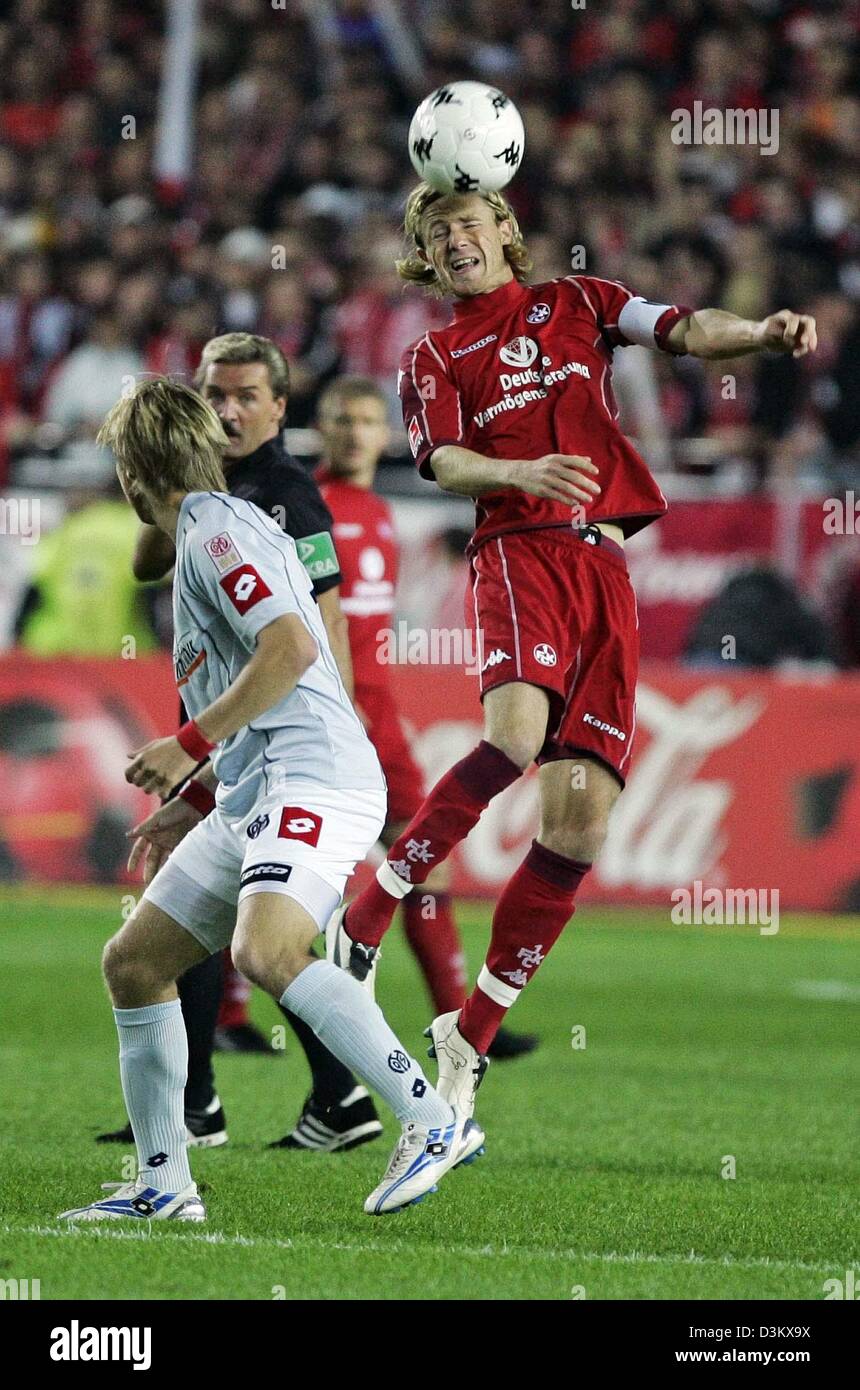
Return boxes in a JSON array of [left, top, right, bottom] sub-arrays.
[[144, 783, 387, 955]]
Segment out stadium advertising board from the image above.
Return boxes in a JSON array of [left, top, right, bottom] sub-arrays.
[[1, 655, 856, 912]]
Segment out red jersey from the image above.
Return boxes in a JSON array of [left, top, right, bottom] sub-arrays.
[[398, 275, 690, 549], [317, 472, 397, 693]]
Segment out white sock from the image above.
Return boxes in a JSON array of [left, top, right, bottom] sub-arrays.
[[114, 1000, 193, 1193], [281, 961, 452, 1127]]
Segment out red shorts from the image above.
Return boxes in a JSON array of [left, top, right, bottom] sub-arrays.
[[357, 682, 425, 823], [468, 527, 639, 784]]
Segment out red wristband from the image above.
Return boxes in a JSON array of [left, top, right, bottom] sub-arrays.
[[179, 779, 216, 817], [176, 719, 216, 762]]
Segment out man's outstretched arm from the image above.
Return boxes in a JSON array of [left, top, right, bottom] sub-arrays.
[[666, 308, 817, 360]]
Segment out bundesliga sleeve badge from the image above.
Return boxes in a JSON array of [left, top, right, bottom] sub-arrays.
[[204, 532, 243, 573]]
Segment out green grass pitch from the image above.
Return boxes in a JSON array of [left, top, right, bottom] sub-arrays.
[[0, 886, 857, 1301]]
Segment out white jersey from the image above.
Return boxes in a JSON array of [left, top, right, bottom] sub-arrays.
[[173, 491, 384, 816]]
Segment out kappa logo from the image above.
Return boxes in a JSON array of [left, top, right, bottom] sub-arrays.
[[451, 333, 498, 358], [408, 416, 424, 457], [533, 643, 557, 667], [526, 302, 551, 324], [499, 335, 539, 368], [482, 647, 512, 672], [204, 532, 242, 573], [583, 712, 627, 741]]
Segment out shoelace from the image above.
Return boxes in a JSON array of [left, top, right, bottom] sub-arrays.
[[384, 1129, 422, 1179]]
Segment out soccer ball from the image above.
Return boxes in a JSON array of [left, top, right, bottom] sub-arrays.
[[408, 82, 525, 195]]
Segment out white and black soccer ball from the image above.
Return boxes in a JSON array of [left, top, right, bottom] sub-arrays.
[[408, 82, 525, 194]]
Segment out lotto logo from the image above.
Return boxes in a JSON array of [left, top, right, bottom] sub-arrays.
[[219, 564, 272, 613], [278, 807, 322, 846], [239, 862, 292, 890]]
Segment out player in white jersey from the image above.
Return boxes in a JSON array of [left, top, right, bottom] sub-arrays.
[[59, 379, 483, 1222]]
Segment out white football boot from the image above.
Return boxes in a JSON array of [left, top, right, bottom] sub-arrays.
[[424, 1010, 489, 1120], [59, 1180, 205, 1223], [325, 903, 380, 998], [364, 1111, 484, 1215]]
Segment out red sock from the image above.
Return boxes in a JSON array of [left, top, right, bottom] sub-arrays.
[[459, 841, 590, 1053], [345, 740, 521, 948], [218, 950, 252, 1029], [402, 891, 467, 1015]]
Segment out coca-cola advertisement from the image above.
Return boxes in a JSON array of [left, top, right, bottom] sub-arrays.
[[1, 654, 857, 912], [393, 664, 860, 914]]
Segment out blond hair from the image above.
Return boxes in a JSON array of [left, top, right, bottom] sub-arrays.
[[396, 184, 532, 296], [97, 377, 228, 499], [194, 332, 290, 409]]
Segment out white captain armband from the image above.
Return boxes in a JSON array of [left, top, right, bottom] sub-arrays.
[[617, 297, 678, 348]]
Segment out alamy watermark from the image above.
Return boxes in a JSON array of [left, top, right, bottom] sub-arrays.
[[670, 880, 779, 934], [0, 1277, 40, 1299], [823, 491, 859, 535], [671, 101, 779, 156], [0, 497, 40, 544], [376, 622, 482, 676]]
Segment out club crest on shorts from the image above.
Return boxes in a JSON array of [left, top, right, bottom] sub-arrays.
[[533, 643, 557, 667], [278, 807, 323, 847], [246, 813, 270, 839]]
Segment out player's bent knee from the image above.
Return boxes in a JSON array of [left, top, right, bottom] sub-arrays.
[[487, 730, 543, 771], [541, 815, 609, 863], [231, 932, 311, 997], [102, 935, 160, 1003]]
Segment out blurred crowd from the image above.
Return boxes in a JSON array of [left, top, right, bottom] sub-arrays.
[[0, 0, 858, 491]]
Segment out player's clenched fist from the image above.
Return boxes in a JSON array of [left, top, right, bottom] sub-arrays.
[[755, 310, 817, 358], [516, 453, 601, 506], [125, 736, 198, 796]]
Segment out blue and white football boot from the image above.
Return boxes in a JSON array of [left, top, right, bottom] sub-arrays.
[[59, 1180, 205, 1223], [364, 1111, 482, 1215]]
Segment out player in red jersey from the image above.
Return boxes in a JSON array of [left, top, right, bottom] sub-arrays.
[[314, 374, 536, 1061], [328, 184, 817, 1123]]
